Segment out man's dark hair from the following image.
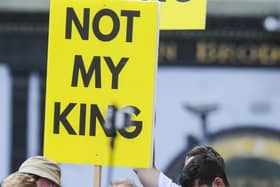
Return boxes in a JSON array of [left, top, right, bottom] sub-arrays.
[[179, 146, 229, 187]]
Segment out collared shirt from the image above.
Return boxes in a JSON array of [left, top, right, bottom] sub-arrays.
[[158, 172, 181, 187]]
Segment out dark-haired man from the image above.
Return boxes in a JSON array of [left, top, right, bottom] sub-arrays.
[[134, 145, 229, 187]]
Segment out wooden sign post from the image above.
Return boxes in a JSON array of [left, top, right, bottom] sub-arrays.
[[94, 165, 102, 187]]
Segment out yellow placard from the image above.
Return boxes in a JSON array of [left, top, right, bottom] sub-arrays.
[[44, 0, 160, 168], [160, 0, 207, 30]]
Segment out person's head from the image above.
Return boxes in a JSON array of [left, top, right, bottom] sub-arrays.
[[1, 172, 37, 187], [179, 145, 229, 187], [17, 156, 61, 187], [109, 179, 137, 187]]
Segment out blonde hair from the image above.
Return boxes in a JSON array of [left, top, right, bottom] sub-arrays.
[[110, 178, 137, 187], [2, 172, 37, 187]]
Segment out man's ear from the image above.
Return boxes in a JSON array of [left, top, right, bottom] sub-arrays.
[[212, 177, 225, 187]]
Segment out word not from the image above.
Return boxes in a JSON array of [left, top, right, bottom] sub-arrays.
[[71, 55, 128, 89], [53, 102, 143, 139], [65, 7, 140, 42]]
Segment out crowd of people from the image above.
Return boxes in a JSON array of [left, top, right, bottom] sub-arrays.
[[1, 145, 229, 187]]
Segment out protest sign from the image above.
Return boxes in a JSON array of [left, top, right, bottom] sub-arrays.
[[44, 0, 159, 168]]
